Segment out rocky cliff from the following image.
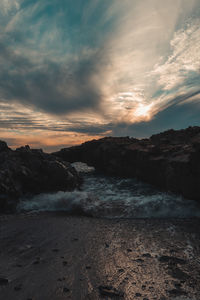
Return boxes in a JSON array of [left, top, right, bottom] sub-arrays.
[[0, 142, 81, 212], [53, 126, 200, 201]]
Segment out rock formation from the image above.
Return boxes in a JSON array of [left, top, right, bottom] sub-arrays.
[[53, 126, 200, 201], [0, 142, 81, 212]]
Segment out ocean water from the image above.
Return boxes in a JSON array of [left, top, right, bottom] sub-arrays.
[[17, 162, 200, 218]]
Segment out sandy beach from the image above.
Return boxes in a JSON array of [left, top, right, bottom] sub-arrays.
[[0, 213, 200, 300]]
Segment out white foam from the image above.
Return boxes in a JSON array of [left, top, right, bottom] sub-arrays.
[[17, 163, 200, 218], [71, 162, 95, 173], [17, 190, 101, 216]]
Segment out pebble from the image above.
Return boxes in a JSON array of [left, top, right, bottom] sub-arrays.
[[14, 284, 22, 291], [63, 287, 70, 293], [86, 266, 91, 269], [98, 285, 124, 298], [52, 248, 59, 252], [0, 277, 9, 285]]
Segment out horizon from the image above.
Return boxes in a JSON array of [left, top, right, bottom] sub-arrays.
[[0, 0, 200, 151], [2, 124, 198, 153]]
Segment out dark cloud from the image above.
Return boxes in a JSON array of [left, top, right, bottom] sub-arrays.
[[0, 0, 117, 116], [65, 124, 114, 135], [0, 41, 105, 115]]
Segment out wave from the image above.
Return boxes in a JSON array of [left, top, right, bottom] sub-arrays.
[[17, 166, 200, 218], [17, 190, 101, 216]]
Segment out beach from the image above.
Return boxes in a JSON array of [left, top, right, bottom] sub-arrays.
[[0, 213, 200, 300]]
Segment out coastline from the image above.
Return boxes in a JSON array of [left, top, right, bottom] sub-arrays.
[[0, 213, 200, 300]]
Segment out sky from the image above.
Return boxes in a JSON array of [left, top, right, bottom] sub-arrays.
[[0, 0, 200, 151]]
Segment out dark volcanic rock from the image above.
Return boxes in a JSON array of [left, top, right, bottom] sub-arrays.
[[0, 141, 81, 213], [53, 126, 200, 201]]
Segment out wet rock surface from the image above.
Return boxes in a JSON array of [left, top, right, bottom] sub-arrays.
[[0, 141, 81, 212], [0, 213, 200, 300], [53, 126, 200, 201]]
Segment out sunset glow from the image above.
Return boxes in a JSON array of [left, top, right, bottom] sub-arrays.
[[0, 0, 200, 151]]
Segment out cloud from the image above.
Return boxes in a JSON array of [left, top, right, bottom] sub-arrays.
[[0, 43, 106, 114], [0, 0, 200, 149], [0, 0, 20, 16], [0, 0, 117, 115], [151, 20, 200, 91], [111, 92, 200, 138]]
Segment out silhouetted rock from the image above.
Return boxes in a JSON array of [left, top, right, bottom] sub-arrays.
[[0, 142, 81, 212], [53, 126, 200, 201], [0, 140, 10, 152]]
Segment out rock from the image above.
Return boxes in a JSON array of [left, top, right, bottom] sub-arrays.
[[33, 260, 40, 265], [142, 285, 146, 290], [0, 143, 81, 212], [168, 288, 187, 296], [0, 277, 9, 285], [174, 282, 182, 288], [14, 284, 22, 291], [63, 287, 70, 293], [53, 126, 200, 201], [135, 293, 142, 297], [159, 256, 186, 265], [98, 285, 124, 298], [58, 277, 66, 282], [135, 259, 144, 263], [118, 269, 124, 273], [142, 253, 151, 258], [169, 267, 190, 281], [0, 140, 10, 152], [85, 266, 91, 269]]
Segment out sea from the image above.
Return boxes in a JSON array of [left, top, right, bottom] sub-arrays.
[[17, 162, 200, 218]]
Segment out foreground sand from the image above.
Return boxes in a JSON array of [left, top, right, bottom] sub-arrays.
[[0, 213, 200, 300]]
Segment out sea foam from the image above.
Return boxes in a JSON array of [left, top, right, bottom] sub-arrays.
[[17, 162, 200, 218]]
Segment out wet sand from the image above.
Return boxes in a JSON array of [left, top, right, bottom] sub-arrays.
[[0, 213, 200, 300]]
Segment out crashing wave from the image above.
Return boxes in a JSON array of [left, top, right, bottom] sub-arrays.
[[17, 170, 200, 218]]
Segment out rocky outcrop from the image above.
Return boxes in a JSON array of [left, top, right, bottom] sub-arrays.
[[53, 126, 200, 201], [0, 142, 81, 212]]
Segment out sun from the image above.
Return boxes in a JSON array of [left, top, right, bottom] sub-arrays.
[[134, 103, 153, 119]]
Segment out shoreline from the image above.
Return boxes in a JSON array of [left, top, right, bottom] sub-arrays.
[[0, 213, 200, 299]]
